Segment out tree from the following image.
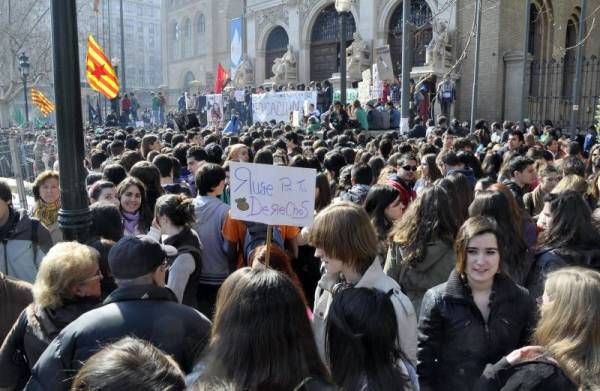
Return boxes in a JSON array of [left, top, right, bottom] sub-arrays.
[[0, 0, 52, 128]]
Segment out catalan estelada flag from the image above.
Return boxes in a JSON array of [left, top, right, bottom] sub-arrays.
[[30, 88, 55, 117], [86, 34, 119, 99]]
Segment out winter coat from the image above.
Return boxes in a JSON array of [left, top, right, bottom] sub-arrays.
[[339, 184, 370, 205], [313, 259, 418, 365], [525, 245, 600, 299], [0, 209, 53, 283], [417, 270, 536, 391], [384, 240, 455, 314], [474, 357, 578, 391], [0, 298, 99, 389], [25, 284, 212, 391], [0, 272, 32, 343]]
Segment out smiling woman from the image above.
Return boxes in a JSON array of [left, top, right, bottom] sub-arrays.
[[417, 216, 537, 391], [32, 171, 62, 244]]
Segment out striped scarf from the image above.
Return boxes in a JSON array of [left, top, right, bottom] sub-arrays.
[[33, 199, 60, 227]]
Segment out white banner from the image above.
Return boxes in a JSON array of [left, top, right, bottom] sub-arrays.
[[229, 162, 316, 227], [252, 91, 317, 123]]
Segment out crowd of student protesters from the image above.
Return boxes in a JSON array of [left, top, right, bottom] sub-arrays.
[[0, 112, 599, 390]]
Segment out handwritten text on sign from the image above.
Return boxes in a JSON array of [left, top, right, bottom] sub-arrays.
[[230, 162, 316, 227]]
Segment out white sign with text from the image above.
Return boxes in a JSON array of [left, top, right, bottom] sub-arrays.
[[229, 162, 316, 227], [251, 91, 317, 123]]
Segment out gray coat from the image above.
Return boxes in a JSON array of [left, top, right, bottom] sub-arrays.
[[384, 240, 455, 314]]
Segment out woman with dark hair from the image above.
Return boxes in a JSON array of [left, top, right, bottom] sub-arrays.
[[326, 287, 418, 391], [469, 190, 532, 285], [31, 170, 62, 243], [418, 216, 536, 391], [368, 156, 386, 184], [475, 267, 599, 391], [129, 161, 165, 212], [526, 191, 600, 298], [414, 153, 442, 195], [88, 202, 122, 298], [435, 177, 467, 226], [323, 151, 347, 196], [71, 336, 186, 391], [191, 268, 332, 390], [116, 176, 152, 236], [249, 244, 308, 307], [150, 194, 202, 309], [364, 184, 403, 259], [385, 185, 459, 312]]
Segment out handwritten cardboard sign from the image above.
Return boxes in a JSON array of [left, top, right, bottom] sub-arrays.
[[229, 162, 316, 227]]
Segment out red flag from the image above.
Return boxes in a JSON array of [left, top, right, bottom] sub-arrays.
[[214, 63, 228, 93]]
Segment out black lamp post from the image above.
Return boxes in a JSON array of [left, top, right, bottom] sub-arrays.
[[18, 52, 30, 127], [335, 0, 351, 106], [50, 0, 91, 242]]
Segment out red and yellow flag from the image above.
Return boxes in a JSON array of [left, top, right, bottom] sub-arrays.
[[30, 88, 55, 117], [86, 34, 119, 99]]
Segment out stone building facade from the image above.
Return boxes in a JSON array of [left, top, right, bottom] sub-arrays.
[[163, 0, 600, 125]]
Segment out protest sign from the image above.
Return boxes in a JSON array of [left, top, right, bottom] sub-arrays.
[[375, 45, 395, 81], [206, 94, 224, 126], [252, 91, 317, 123], [229, 162, 316, 227]]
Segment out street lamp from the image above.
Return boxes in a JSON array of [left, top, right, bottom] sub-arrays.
[[335, 0, 351, 106], [110, 57, 121, 116], [18, 52, 30, 127]]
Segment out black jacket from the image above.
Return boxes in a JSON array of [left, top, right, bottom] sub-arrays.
[[417, 270, 536, 391], [0, 298, 99, 389], [526, 246, 600, 299], [25, 284, 212, 391], [474, 357, 577, 391]]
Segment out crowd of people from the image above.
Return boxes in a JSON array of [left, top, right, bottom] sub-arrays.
[[0, 107, 599, 390]]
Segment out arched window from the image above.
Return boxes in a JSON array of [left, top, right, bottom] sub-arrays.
[[183, 71, 196, 91], [310, 5, 357, 82], [183, 18, 192, 58], [265, 26, 289, 78], [169, 21, 180, 59], [388, 0, 433, 75], [196, 14, 206, 55]]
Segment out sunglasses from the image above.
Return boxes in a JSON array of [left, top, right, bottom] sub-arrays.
[[401, 165, 418, 171]]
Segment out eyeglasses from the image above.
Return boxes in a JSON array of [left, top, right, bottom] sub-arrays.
[[80, 269, 102, 284], [402, 165, 418, 171]]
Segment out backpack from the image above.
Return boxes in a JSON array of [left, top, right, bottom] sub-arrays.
[[243, 222, 284, 263]]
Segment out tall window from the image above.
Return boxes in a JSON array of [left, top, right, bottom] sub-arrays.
[[196, 14, 207, 55], [183, 18, 192, 58]]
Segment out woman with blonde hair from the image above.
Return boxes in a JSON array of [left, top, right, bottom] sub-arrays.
[[225, 144, 250, 163], [32, 170, 62, 243], [476, 267, 600, 390], [0, 242, 102, 388], [551, 174, 588, 195], [309, 201, 417, 364]]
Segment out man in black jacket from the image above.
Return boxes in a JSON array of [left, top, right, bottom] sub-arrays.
[[25, 235, 212, 391]]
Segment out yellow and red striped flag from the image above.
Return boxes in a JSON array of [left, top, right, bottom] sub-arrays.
[[30, 88, 55, 117], [86, 34, 119, 99]]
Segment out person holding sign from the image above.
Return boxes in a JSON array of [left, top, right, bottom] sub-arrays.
[[308, 202, 417, 365]]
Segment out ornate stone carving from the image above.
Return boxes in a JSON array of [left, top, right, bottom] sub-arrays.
[[346, 32, 370, 80], [256, 4, 290, 39], [269, 45, 298, 85], [425, 18, 451, 68], [233, 55, 255, 87]]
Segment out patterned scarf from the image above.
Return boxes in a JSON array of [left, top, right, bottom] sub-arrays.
[[33, 199, 60, 227]]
